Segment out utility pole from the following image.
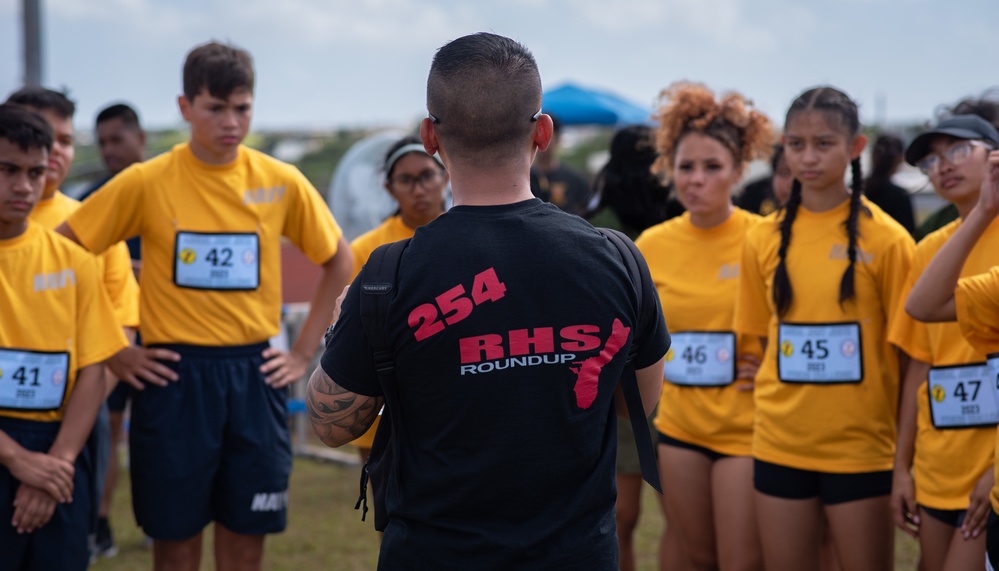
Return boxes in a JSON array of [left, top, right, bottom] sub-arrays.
[[23, 0, 42, 86]]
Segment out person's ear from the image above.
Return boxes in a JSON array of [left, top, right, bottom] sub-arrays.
[[851, 133, 868, 160], [420, 118, 439, 156], [421, 118, 448, 166], [178, 95, 192, 123], [534, 114, 554, 152]]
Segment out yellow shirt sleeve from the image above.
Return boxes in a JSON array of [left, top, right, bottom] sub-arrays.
[[75, 254, 130, 369], [282, 171, 343, 266], [955, 267, 999, 355], [67, 165, 144, 255], [102, 241, 140, 328], [734, 222, 772, 339]]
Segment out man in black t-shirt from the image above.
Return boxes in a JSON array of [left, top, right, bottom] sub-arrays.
[[309, 33, 669, 571]]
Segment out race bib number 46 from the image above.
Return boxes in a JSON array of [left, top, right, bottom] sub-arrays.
[[927, 362, 999, 429], [664, 331, 736, 387], [0, 348, 69, 411], [777, 322, 863, 384], [174, 232, 260, 290]]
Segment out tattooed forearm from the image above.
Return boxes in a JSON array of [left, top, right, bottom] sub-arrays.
[[306, 367, 384, 448]]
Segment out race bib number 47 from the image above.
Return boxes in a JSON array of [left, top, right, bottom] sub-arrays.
[[174, 232, 260, 290], [927, 362, 999, 429], [0, 348, 69, 411], [777, 322, 863, 384]]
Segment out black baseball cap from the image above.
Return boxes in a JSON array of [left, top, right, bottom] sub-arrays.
[[905, 114, 999, 165]]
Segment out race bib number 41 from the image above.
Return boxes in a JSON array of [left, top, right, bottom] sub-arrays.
[[777, 322, 863, 384], [927, 362, 999, 429], [664, 331, 736, 386], [0, 348, 69, 411], [174, 232, 260, 290]]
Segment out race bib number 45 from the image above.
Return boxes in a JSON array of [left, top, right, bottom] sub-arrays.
[[777, 322, 863, 384], [927, 362, 999, 429], [664, 331, 736, 387], [174, 232, 260, 290], [0, 348, 69, 411]]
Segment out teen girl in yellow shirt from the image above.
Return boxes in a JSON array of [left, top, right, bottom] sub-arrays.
[[888, 115, 999, 571], [636, 82, 772, 571], [734, 86, 914, 571], [906, 149, 999, 571]]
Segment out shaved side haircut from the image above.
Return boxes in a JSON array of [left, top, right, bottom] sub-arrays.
[[427, 33, 542, 166]]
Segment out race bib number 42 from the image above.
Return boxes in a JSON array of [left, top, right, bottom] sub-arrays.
[[664, 331, 736, 386], [0, 348, 69, 411], [777, 322, 863, 384], [174, 232, 260, 290], [927, 362, 999, 429]]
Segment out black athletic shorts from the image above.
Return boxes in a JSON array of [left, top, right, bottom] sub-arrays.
[[658, 432, 729, 462], [987, 510, 999, 570], [920, 504, 967, 528], [753, 459, 891, 505], [130, 342, 291, 540], [0, 417, 93, 570]]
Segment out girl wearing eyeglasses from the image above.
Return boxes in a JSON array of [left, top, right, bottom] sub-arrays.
[[347, 135, 448, 463], [888, 115, 999, 571]]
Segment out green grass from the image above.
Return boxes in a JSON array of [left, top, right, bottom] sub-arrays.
[[91, 452, 920, 570]]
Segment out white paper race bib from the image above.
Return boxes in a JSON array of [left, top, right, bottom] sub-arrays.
[[927, 362, 999, 429], [664, 331, 736, 386], [0, 348, 69, 411], [174, 232, 259, 290], [777, 322, 863, 383]]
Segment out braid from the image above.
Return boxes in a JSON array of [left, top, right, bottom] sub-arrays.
[[838, 158, 866, 307], [773, 178, 803, 316]]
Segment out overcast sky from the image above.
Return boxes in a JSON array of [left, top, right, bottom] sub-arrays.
[[1, 0, 995, 133]]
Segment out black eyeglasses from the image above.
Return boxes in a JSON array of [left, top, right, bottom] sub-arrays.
[[428, 108, 543, 125], [389, 169, 445, 193]]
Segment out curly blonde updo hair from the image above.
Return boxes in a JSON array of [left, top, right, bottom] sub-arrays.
[[652, 82, 775, 180]]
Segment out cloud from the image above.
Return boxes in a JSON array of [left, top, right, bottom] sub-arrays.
[[571, 0, 804, 53]]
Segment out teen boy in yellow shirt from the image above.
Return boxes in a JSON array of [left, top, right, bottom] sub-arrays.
[[57, 42, 353, 570], [0, 103, 128, 570]]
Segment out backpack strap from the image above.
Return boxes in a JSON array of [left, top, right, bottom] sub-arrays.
[[354, 238, 411, 528], [597, 228, 663, 494]]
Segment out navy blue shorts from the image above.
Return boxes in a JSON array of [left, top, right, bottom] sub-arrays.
[[0, 417, 93, 571], [106, 381, 131, 412], [130, 342, 291, 541], [753, 459, 891, 505]]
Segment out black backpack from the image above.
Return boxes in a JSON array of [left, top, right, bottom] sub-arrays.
[[353, 228, 661, 531]]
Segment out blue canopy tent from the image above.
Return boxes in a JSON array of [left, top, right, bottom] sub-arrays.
[[541, 83, 653, 126]]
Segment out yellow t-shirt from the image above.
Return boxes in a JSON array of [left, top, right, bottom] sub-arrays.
[[347, 215, 416, 449], [350, 215, 414, 280], [636, 209, 761, 456], [0, 223, 128, 422], [734, 196, 914, 473], [67, 143, 343, 346], [30, 191, 139, 328], [888, 218, 999, 509], [954, 266, 999, 512]]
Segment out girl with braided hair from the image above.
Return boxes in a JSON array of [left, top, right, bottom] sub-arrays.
[[635, 82, 772, 571], [734, 86, 915, 570]]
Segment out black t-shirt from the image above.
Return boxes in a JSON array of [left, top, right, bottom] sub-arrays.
[[322, 198, 669, 570], [864, 178, 916, 236], [530, 165, 592, 216]]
